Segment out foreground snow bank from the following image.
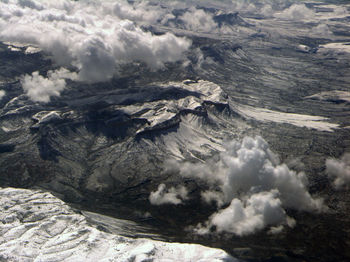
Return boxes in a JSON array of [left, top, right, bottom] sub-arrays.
[[0, 187, 236, 262]]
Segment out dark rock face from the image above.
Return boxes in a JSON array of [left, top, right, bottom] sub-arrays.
[[0, 144, 15, 154], [0, 47, 238, 203], [213, 12, 252, 27]]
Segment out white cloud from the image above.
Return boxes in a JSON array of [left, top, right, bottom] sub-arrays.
[[171, 136, 323, 212], [195, 190, 292, 236], [312, 24, 333, 38], [275, 4, 315, 20], [223, 0, 290, 17], [149, 183, 188, 205], [201, 190, 225, 207], [179, 7, 218, 33], [166, 136, 325, 235], [112, 1, 166, 24], [0, 90, 5, 100], [333, 6, 348, 16], [229, 0, 260, 14], [0, 0, 191, 83], [21, 68, 77, 103], [326, 153, 350, 189]]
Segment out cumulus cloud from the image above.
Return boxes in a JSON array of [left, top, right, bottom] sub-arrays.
[[170, 136, 323, 211], [149, 183, 188, 205], [21, 68, 77, 103], [326, 153, 350, 189], [179, 7, 218, 33], [217, 0, 291, 17], [112, 1, 166, 24], [275, 4, 315, 20], [0, 0, 191, 83], [0, 90, 5, 100], [312, 24, 333, 38], [165, 136, 324, 235], [195, 190, 294, 236], [227, 0, 264, 15], [333, 6, 348, 16], [201, 190, 225, 207]]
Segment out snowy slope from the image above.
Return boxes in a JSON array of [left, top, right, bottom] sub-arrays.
[[0, 187, 237, 262]]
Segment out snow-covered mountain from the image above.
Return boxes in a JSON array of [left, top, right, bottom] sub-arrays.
[[0, 187, 236, 262]]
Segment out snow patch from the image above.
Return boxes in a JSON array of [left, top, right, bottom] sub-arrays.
[[32, 111, 62, 124], [3, 41, 41, 53], [162, 80, 228, 105], [319, 43, 350, 54], [234, 104, 338, 132], [305, 90, 350, 104], [0, 90, 5, 100], [122, 80, 228, 135], [0, 187, 236, 262]]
